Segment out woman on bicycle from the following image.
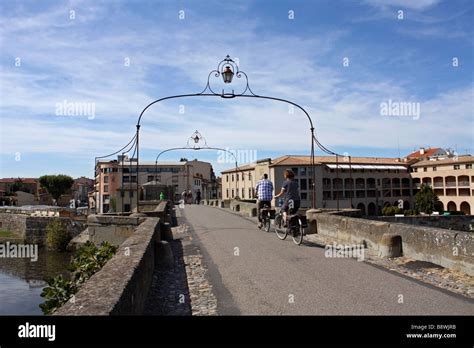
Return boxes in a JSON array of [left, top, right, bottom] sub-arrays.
[[274, 169, 300, 226]]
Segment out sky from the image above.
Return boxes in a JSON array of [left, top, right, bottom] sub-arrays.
[[0, 0, 473, 178]]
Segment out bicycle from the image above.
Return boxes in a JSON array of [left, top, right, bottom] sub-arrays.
[[258, 202, 275, 232], [273, 200, 307, 245]]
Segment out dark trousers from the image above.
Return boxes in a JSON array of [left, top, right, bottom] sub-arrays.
[[257, 200, 271, 222]]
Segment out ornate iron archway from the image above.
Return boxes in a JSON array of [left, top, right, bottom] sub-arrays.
[[95, 55, 354, 213], [152, 130, 243, 201], [133, 55, 317, 212]]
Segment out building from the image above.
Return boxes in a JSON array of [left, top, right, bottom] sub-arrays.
[[94, 156, 216, 213], [221, 147, 474, 215], [72, 177, 94, 205], [410, 155, 473, 215]]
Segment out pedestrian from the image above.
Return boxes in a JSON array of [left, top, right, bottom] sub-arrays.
[[187, 190, 193, 204], [196, 190, 201, 205]]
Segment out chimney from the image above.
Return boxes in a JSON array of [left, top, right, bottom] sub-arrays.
[[419, 147, 425, 155]]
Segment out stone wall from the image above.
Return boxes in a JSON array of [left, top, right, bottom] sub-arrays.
[[370, 215, 474, 232], [55, 217, 161, 315], [308, 212, 474, 276], [86, 214, 145, 246], [0, 213, 83, 246]]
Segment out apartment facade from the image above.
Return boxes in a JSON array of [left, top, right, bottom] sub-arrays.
[[410, 155, 473, 215], [222, 155, 413, 215], [94, 156, 215, 213], [222, 149, 474, 215]]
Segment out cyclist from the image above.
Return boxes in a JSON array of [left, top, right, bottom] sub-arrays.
[[255, 173, 274, 228], [274, 169, 300, 227]]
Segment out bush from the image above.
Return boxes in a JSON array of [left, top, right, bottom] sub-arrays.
[[46, 219, 71, 251], [40, 241, 117, 314], [403, 209, 418, 216], [382, 206, 404, 216]]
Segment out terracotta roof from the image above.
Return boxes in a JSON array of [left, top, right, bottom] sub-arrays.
[[405, 147, 441, 159], [411, 155, 474, 167], [0, 178, 38, 184], [270, 155, 407, 166], [221, 163, 256, 173]]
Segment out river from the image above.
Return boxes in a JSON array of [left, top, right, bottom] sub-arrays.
[[0, 248, 72, 315]]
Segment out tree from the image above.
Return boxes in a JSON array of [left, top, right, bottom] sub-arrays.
[[415, 184, 443, 214], [12, 178, 28, 193], [39, 175, 74, 203], [179, 158, 188, 162]]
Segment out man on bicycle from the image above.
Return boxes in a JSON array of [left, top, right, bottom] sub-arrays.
[[274, 169, 301, 227], [255, 173, 274, 228]]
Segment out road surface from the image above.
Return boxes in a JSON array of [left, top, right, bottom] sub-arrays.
[[180, 205, 474, 315]]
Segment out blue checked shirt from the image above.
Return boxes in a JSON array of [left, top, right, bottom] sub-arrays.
[[255, 179, 274, 201]]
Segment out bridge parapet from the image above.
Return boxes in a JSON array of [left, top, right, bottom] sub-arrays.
[[307, 211, 474, 276], [55, 217, 161, 315]]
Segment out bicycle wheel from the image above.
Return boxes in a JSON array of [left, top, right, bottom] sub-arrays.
[[292, 219, 304, 245], [274, 214, 287, 240], [264, 215, 271, 232]]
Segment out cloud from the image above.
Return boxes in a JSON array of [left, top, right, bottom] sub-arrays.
[[363, 0, 441, 10]]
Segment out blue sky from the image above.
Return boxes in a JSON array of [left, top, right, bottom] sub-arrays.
[[0, 0, 473, 178]]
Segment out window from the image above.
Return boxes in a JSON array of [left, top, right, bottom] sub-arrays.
[[104, 185, 109, 193], [103, 176, 109, 183], [413, 168, 418, 172], [454, 165, 460, 170], [300, 179, 307, 190], [432, 167, 437, 172], [231, 189, 234, 197], [232, 175, 234, 182], [291, 167, 299, 176], [242, 188, 244, 197], [129, 191, 134, 198], [226, 175, 229, 182], [300, 167, 307, 176], [466, 164, 472, 169], [423, 167, 427, 172], [123, 176, 130, 183], [226, 189, 229, 198], [237, 174, 239, 181], [131, 176, 137, 183], [301, 192, 308, 200], [147, 176, 154, 182], [248, 173, 252, 181], [249, 188, 252, 198]]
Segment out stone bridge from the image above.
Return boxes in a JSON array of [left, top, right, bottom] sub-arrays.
[[55, 199, 474, 315]]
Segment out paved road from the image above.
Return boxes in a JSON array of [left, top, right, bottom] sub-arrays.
[[180, 205, 474, 315]]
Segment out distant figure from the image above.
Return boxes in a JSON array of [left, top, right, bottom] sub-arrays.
[[160, 192, 165, 200], [181, 190, 187, 203], [187, 190, 193, 204], [196, 190, 201, 205]]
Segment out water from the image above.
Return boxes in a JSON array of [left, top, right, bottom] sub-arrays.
[[0, 248, 72, 315]]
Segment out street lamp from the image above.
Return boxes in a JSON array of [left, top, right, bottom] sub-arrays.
[[222, 65, 234, 84]]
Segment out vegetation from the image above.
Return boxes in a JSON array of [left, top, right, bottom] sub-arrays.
[[109, 197, 117, 212], [382, 206, 404, 216], [40, 241, 117, 315], [11, 178, 29, 193], [39, 174, 74, 202], [0, 229, 14, 238], [414, 184, 443, 214], [46, 219, 71, 251]]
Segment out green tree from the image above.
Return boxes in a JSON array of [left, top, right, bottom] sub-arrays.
[[415, 184, 443, 214], [39, 175, 74, 202], [11, 178, 28, 193], [46, 218, 71, 251]]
